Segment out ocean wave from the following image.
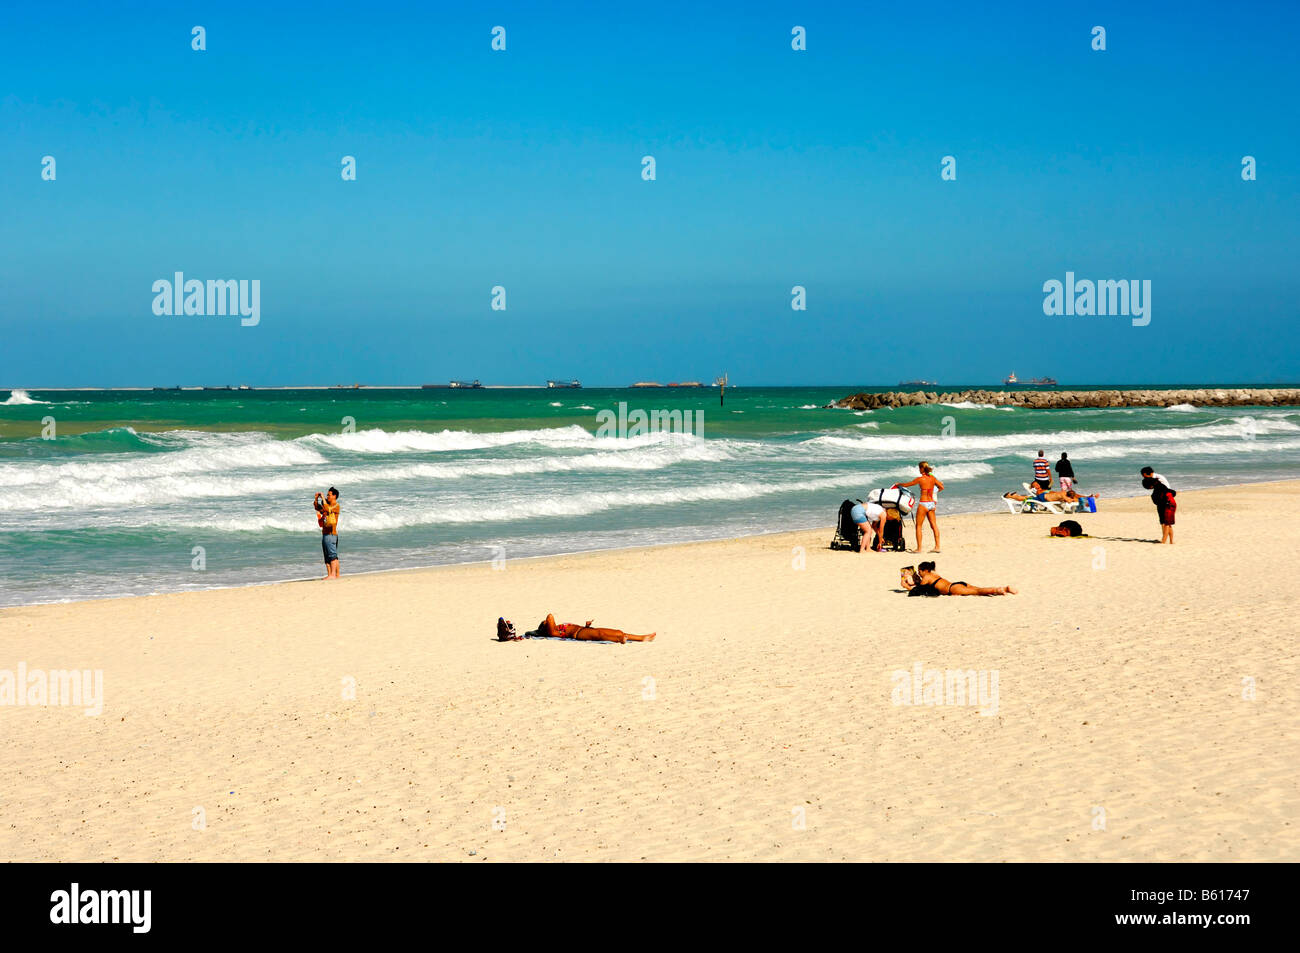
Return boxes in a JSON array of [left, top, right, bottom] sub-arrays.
[[1, 389, 47, 405], [120, 475, 864, 533], [1165, 403, 1200, 412], [802, 418, 1300, 454], [299, 424, 608, 454], [0, 440, 738, 511], [0, 431, 328, 487]]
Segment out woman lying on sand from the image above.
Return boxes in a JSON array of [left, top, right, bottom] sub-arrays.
[[901, 562, 1017, 597], [497, 615, 656, 644], [1003, 483, 1097, 506]]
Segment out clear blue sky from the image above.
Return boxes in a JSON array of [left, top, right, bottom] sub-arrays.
[[2, 1, 1297, 387]]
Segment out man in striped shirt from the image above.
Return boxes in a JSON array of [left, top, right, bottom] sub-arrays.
[[1032, 451, 1052, 488]]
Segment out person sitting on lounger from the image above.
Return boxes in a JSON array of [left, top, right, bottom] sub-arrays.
[[900, 562, 1017, 596], [497, 615, 656, 644], [1002, 482, 1096, 506]]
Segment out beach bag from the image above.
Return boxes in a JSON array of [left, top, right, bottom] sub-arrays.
[[1050, 520, 1084, 537], [830, 499, 862, 551], [867, 487, 914, 513]]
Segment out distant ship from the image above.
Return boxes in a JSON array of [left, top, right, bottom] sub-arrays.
[[1027, 377, 1058, 387], [631, 381, 664, 388], [1003, 371, 1019, 385], [421, 380, 483, 389], [546, 379, 581, 389], [900, 379, 937, 387], [667, 381, 703, 388]]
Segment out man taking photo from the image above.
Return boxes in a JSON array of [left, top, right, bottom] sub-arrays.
[[314, 487, 341, 578]]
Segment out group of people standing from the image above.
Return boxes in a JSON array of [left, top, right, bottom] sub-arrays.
[[1030, 450, 1175, 541]]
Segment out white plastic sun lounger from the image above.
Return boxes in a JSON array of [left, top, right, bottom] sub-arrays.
[[1003, 483, 1077, 515]]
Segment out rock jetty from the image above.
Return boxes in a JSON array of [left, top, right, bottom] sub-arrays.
[[828, 388, 1300, 411]]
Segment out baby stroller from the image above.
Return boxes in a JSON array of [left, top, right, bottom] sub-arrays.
[[866, 487, 913, 552], [830, 499, 863, 551]]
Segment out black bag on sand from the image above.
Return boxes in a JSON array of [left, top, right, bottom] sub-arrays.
[[1050, 519, 1085, 537], [831, 499, 862, 551]]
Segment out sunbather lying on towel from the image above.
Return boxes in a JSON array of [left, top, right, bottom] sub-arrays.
[[901, 562, 1017, 596], [497, 615, 656, 643], [1003, 482, 1097, 506]]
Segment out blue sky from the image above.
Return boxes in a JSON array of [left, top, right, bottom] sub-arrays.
[[2, 1, 1297, 387]]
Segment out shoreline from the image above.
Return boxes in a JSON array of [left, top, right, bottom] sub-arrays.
[[6, 475, 1297, 613]]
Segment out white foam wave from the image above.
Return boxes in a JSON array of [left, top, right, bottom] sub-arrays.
[[0, 431, 328, 488], [1, 389, 46, 405], [0, 440, 737, 512], [151, 475, 866, 533], [300, 424, 601, 454], [803, 418, 1300, 455]]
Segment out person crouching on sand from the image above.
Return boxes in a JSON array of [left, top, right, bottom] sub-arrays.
[[901, 562, 1016, 596], [1140, 466, 1176, 544], [314, 487, 340, 578], [895, 461, 944, 553], [496, 615, 655, 644]]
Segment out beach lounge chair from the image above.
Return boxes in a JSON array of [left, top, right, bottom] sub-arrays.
[[1003, 483, 1076, 515]]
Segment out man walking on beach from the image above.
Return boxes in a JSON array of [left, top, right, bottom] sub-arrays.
[[314, 487, 341, 578], [1032, 451, 1052, 489], [1055, 452, 1075, 493]]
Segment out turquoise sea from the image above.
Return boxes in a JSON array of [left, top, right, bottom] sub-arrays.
[[2, 385, 1298, 606]]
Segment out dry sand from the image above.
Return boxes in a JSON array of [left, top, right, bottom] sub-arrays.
[[2, 482, 1296, 862]]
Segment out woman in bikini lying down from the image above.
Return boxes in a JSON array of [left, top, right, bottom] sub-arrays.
[[900, 561, 1017, 596], [1003, 483, 1097, 506], [497, 615, 656, 643]]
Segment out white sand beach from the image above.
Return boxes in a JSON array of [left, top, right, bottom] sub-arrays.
[[1, 482, 1296, 861]]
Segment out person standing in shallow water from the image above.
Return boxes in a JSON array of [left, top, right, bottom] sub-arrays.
[[896, 461, 944, 553]]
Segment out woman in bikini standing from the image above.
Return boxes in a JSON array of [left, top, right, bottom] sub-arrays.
[[896, 461, 944, 553]]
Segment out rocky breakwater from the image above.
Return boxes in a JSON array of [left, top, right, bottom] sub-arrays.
[[828, 388, 1300, 410]]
